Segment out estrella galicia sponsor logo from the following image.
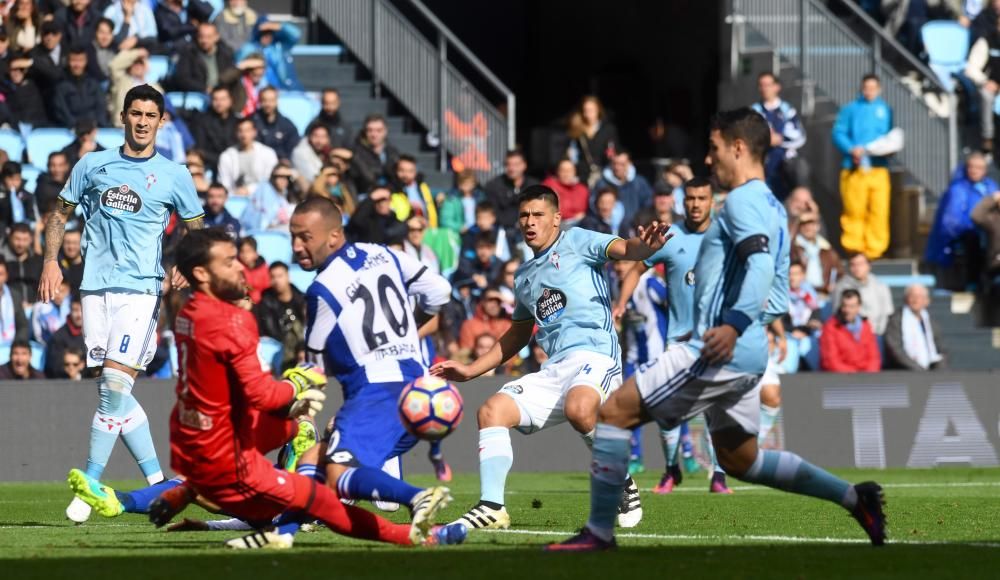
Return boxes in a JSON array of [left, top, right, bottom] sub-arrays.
[[100, 184, 142, 214], [535, 287, 567, 323], [685, 270, 696, 286], [89, 346, 107, 362], [500, 384, 523, 395]]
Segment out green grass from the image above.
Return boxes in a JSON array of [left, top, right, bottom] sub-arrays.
[[2, 468, 999, 579]]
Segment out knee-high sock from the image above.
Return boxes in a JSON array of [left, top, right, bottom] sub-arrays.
[[429, 440, 443, 460], [586, 423, 631, 542], [305, 482, 412, 545], [741, 450, 857, 509], [660, 426, 681, 467], [336, 466, 421, 506], [273, 463, 326, 536], [120, 391, 163, 484], [679, 421, 694, 458], [116, 477, 183, 513], [629, 427, 643, 461], [479, 427, 513, 506], [758, 404, 781, 446], [702, 429, 724, 473], [86, 368, 133, 480]]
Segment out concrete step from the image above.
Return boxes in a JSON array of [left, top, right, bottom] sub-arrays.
[[871, 259, 918, 276]]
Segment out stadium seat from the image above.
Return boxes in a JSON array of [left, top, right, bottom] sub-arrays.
[[29, 340, 45, 372], [146, 55, 171, 84], [257, 336, 283, 375], [921, 21, 970, 89], [166, 92, 210, 113], [21, 164, 41, 193], [26, 128, 74, 167], [0, 128, 25, 161], [224, 196, 249, 219], [277, 91, 321, 134], [252, 231, 293, 265], [288, 264, 315, 292], [96, 128, 125, 151], [205, 0, 223, 20]]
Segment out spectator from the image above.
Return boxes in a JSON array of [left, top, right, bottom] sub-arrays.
[[470, 333, 499, 375], [6, 0, 41, 53], [577, 185, 616, 235], [438, 169, 483, 234], [593, 150, 652, 228], [493, 257, 521, 316], [236, 16, 302, 91], [309, 165, 356, 216], [255, 261, 305, 372], [971, 188, 1000, 324], [167, 21, 236, 94], [61, 347, 86, 380], [565, 95, 619, 187], [541, 159, 589, 224], [328, 147, 359, 195], [312, 88, 351, 147], [966, 12, 1000, 153], [752, 72, 807, 200], [925, 153, 995, 290], [403, 215, 439, 274], [784, 185, 821, 223], [791, 212, 840, 295], [884, 284, 947, 370], [155, 101, 194, 163], [345, 186, 403, 244], [0, 260, 28, 347], [59, 228, 84, 294], [0, 161, 39, 229], [832, 74, 898, 260], [459, 287, 511, 351], [292, 122, 331, 183], [103, 0, 158, 50], [62, 0, 100, 50], [107, 48, 163, 126], [0, 339, 43, 379], [483, 149, 538, 229], [4, 53, 48, 128], [31, 279, 70, 344], [241, 162, 296, 234], [655, 161, 693, 218], [238, 236, 269, 303], [252, 86, 300, 161], [788, 261, 820, 334], [27, 20, 65, 98], [460, 200, 513, 262], [4, 222, 41, 304], [202, 181, 241, 239], [34, 152, 70, 210], [215, 0, 257, 53], [972, 0, 1000, 43], [223, 53, 265, 117], [352, 114, 401, 194], [191, 85, 239, 174], [820, 289, 881, 373], [86, 17, 116, 83], [831, 252, 894, 335], [390, 154, 437, 227], [52, 46, 109, 128], [185, 150, 211, 195], [155, 0, 213, 53], [453, 231, 502, 303], [60, 119, 105, 170], [217, 117, 278, 197]]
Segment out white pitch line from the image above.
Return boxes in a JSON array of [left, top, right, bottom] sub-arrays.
[[496, 480, 1000, 495]]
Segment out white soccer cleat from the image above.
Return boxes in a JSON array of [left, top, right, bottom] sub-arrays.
[[374, 500, 400, 512], [452, 501, 511, 530], [408, 486, 452, 544], [224, 530, 295, 550], [65, 496, 92, 524], [617, 476, 643, 529]]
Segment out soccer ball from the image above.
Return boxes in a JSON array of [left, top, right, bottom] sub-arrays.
[[398, 376, 464, 440]]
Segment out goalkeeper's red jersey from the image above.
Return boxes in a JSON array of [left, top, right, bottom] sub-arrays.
[[169, 292, 296, 487]]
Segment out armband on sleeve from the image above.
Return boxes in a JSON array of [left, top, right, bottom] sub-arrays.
[[735, 235, 770, 262]]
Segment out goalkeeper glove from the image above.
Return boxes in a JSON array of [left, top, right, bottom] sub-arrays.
[[282, 363, 327, 396], [289, 389, 326, 419]]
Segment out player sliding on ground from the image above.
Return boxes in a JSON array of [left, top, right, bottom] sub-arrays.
[[548, 108, 886, 551], [431, 184, 671, 530]]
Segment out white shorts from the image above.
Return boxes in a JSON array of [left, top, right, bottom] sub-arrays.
[[635, 343, 762, 435], [82, 291, 161, 370], [497, 351, 622, 434]]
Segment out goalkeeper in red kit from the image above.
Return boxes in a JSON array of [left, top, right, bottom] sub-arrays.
[[148, 228, 466, 548]]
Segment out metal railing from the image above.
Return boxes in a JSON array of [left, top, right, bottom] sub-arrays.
[[730, 0, 957, 195], [312, 0, 515, 180]]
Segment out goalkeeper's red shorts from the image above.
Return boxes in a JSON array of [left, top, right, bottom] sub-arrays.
[[196, 451, 315, 523]]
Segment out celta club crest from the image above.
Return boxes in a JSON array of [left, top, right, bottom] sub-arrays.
[[146, 173, 157, 190], [549, 251, 560, 269], [347, 247, 356, 259]]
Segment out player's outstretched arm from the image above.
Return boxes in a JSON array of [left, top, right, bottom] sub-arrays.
[[38, 201, 74, 303], [430, 319, 534, 382], [607, 221, 672, 262], [612, 261, 651, 322]]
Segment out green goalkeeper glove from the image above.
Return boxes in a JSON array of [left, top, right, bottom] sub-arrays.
[[282, 363, 327, 396]]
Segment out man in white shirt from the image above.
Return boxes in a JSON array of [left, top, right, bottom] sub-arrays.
[[217, 117, 278, 196]]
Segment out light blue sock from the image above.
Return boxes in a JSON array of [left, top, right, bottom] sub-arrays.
[[120, 391, 163, 484], [758, 405, 780, 445], [660, 426, 681, 467], [702, 429, 724, 473], [478, 427, 513, 505], [585, 423, 631, 542], [85, 370, 131, 480], [742, 449, 856, 508]]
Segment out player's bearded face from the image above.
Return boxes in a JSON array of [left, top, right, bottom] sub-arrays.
[[208, 244, 249, 302]]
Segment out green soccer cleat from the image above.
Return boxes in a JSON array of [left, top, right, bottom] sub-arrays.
[[67, 469, 123, 518], [284, 419, 318, 472]]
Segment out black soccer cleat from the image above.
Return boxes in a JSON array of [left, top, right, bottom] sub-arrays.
[[850, 481, 887, 546]]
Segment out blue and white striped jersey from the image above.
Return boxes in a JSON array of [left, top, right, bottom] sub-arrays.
[[623, 268, 668, 367]]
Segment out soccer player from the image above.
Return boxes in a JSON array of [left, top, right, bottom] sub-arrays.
[[431, 184, 670, 531], [144, 228, 464, 547], [39, 85, 207, 523], [548, 109, 886, 551], [613, 177, 732, 494], [758, 322, 784, 447]]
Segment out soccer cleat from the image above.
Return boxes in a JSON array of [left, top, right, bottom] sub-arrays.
[[544, 528, 617, 552], [408, 486, 452, 544], [617, 476, 643, 528], [65, 496, 92, 524], [709, 471, 734, 494], [452, 501, 511, 530], [374, 499, 401, 512], [283, 419, 318, 472], [430, 453, 453, 482], [67, 469, 123, 518], [225, 529, 295, 550], [850, 481, 887, 546], [148, 483, 195, 528], [421, 523, 469, 547], [627, 457, 645, 475], [653, 465, 683, 494]]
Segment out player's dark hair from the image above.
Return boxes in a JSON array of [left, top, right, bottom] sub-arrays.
[[475, 200, 495, 214], [684, 176, 712, 190], [517, 184, 560, 210], [841, 288, 863, 305], [240, 236, 257, 251], [9, 222, 31, 236], [710, 108, 770, 163], [11, 339, 30, 354], [269, 261, 289, 272], [176, 228, 238, 285], [123, 84, 165, 116], [293, 195, 344, 230], [475, 231, 497, 247]]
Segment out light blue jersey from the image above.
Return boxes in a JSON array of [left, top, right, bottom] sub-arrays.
[[642, 222, 707, 343], [512, 227, 622, 365], [686, 179, 789, 374], [59, 148, 204, 295]]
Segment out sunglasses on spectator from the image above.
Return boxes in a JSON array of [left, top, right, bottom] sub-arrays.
[[409, 226, 424, 232], [10, 67, 28, 73]]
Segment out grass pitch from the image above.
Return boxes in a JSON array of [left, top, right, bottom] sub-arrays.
[[2, 467, 998, 579]]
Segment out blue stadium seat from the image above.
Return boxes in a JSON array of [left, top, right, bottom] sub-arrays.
[[166, 91, 209, 113], [224, 196, 249, 219], [205, 0, 223, 20], [0, 128, 25, 161], [96, 128, 124, 151], [288, 264, 315, 293], [26, 128, 74, 167], [921, 21, 970, 89], [146, 54, 171, 84], [277, 91, 321, 134], [257, 336, 284, 375], [21, 164, 41, 193], [29, 340, 45, 372], [251, 231, 293, 265], [291, 45, 345, 57]]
